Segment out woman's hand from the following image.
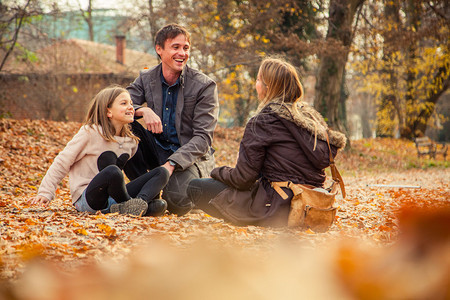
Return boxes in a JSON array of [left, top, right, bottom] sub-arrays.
[[28, 195, 50, 206]]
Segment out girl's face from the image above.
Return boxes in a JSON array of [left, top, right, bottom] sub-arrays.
[[107, 92, 134, 126], [255, 71, 267, 100]]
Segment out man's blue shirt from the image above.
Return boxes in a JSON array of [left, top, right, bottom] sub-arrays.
[[155, 72, 181, 153]]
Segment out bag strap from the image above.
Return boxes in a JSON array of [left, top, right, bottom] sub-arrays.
[[325, 130, 346, 198], [271, 182, 290, 200], [271, 181, 304, 200]]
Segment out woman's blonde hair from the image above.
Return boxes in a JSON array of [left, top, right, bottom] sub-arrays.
[[85, 85, 138, 143], [256, 58, 324, 149], [257, 57, 304, 115]]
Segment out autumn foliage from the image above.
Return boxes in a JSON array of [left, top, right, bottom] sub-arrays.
[[0, 118, 449, 299]]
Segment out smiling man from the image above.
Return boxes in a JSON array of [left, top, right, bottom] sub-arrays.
[[124, 24, 219, 216]]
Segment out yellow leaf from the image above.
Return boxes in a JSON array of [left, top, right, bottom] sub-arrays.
[[74, 228, 88, 235], [25, 218, 38, 225], [14, 243, 45, 261], [96, 223, 117, 237]]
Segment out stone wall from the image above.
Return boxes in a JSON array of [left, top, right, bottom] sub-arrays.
[[0, 73, 135, 122]]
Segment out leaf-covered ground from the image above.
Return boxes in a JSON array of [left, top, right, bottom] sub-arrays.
[[1, 119, 449, 299]]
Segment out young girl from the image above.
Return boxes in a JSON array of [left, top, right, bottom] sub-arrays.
[[29, 85, 169, 216], [187, 58, 347, 227]]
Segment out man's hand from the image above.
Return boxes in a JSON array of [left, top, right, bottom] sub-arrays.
[[162, 161, 175, 176], [28, 195, 50, 206], [136, 107, 163, 133]]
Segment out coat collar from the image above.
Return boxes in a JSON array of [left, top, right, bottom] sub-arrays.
[[265, 100, 347, 149]]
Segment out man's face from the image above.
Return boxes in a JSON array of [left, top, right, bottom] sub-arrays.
[[156, 34, 190, 75]]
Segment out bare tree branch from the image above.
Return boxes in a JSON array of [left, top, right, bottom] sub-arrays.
[[425, 1, 448, 22], [0, 0, 31, 72], [77, 0, 94, 41]]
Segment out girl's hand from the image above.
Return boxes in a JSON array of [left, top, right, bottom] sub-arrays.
[[28, 195, 50, 206]]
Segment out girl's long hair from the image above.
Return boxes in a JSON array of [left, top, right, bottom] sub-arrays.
[[84, 85, 138, 143], [257, 57, 304, 116]]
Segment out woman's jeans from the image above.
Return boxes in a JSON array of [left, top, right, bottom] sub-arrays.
[[187, 178, 228, 219]]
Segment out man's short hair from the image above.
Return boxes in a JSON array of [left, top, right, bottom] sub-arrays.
[[155, 24, 191, 48]]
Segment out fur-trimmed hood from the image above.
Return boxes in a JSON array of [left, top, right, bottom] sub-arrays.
[[266, 101, 347, 149]]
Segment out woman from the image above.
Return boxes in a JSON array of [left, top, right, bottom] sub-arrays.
[[187, 58, 346, 227]]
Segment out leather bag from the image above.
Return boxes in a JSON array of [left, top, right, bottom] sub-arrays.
[[271, 131, 346, 232]]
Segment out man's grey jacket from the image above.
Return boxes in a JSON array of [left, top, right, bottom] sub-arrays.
[[127, 63, 219, 177]]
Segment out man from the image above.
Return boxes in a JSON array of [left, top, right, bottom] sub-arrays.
[[124, 23, 219, 216]]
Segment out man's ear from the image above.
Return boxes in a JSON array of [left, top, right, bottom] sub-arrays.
[[155, 44, 162, 56]]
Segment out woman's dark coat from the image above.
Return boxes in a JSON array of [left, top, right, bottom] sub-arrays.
[[210, 102, 347, 227]]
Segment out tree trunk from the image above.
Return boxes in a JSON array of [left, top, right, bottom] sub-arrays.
[[148, 0, 158, 46], [400, 0, 420, 138], [314, 0, 365, 134], [379, 0, 403, 137], [339, 69, 351, 149], [79, 0, 94, 41], [87, 0, 94, 41], [410, 66, 450, 136], [164, 0, 179, 24], [360, 93, 374, 138]]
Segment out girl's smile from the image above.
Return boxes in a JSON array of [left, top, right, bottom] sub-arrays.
[[107, 92, 134, 134]]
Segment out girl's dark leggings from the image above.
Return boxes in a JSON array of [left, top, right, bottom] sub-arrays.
[[85, 165, 170, 210]]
